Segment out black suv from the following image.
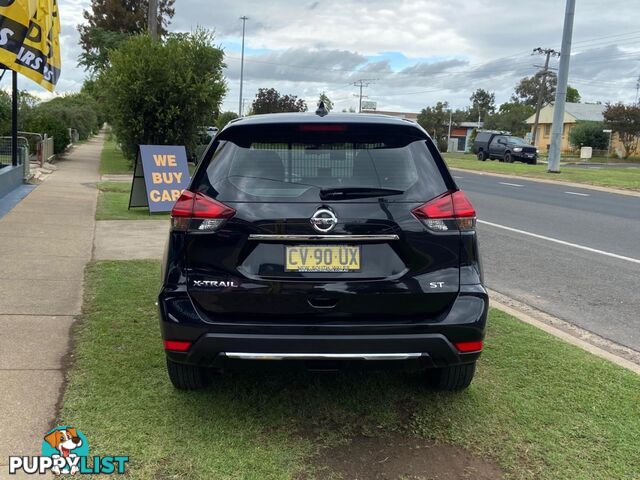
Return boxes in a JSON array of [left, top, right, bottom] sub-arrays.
[[159, 112, 487, 391], [473, 131, 538, 164]]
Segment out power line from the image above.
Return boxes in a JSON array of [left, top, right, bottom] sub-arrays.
[[222, 28, 640, 83]]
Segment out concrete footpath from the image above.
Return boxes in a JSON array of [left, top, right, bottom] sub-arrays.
[[0, 133, 103, 472]]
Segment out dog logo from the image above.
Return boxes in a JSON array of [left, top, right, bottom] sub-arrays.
[[9, 426, 128, 475], [42, 427, 87, 475]]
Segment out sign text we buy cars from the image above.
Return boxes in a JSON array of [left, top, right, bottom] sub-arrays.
[[139, 145, 191, 212]]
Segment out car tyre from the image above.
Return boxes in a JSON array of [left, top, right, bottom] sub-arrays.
[[504, 153, 513, 163], [477, 151, 487, 161], [428, 362, 476, 391], [530, 158, 537, 165], [166, 357, 210, 390]]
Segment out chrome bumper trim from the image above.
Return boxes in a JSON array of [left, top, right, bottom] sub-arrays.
[[222, 352, 423, 361], [248, 234, 399, 241]]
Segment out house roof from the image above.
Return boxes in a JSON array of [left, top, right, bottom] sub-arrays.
[[564, 103, 605, 121], [525, 102, 605, 124]]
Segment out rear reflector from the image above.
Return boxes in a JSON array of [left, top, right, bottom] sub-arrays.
[[163, 340, 192, 352], [412, 190, 476, 232], [170, 191, 235, 231], [454, 340, 483, 353]]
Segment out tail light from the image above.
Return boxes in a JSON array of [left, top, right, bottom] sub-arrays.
[[163, 340, 192, 352], [171, 191, 235, 232], [454, 340, 483, 353], [412, 190, 476, 232]]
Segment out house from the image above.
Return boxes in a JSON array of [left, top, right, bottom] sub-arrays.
[[525, 102, 606, 152], [449, 122, 481, 153]]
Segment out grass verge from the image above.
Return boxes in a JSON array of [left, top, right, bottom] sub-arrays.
[[95, 182, 169, 221], [443, 153, 640, 191], [61, 260, 640, 479], [99, 136, 132, 175]]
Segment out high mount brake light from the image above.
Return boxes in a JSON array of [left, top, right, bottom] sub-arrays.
[[298, 124, 348, 132], [412, 190, 476, 232], [170, 191, 235, 232]]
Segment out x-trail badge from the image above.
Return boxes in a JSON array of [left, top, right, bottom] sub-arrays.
[[310, 208, 337, 233]]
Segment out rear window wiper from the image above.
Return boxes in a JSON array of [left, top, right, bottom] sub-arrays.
[[319, 187, 404, 200]]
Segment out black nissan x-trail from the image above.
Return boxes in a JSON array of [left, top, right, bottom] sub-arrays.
[[159, 111, 488, 391]]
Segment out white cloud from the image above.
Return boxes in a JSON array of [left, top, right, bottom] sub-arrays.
[[4, 0, 638, 113]]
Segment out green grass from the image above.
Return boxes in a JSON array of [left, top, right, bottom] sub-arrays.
[[60, 260, 640, 479], [99, 137, 132, 175], [443, 153, 640, 191], [95, 182, 169, 220]]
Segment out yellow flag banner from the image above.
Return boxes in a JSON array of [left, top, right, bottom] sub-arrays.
[[0, 0, 60, 91]]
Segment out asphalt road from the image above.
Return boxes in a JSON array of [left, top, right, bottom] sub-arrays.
[[453, 170, 640, 352]]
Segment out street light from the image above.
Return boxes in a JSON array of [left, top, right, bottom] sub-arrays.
[[238, 16, 248, 117]]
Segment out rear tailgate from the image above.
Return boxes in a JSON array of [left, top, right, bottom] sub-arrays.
[[184, 120, 461, 323]]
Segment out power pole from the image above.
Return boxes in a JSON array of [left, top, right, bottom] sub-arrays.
[[352, 79, 374, 112], [148, 0, 158, 40], [635, 74, 640, 105], [531, 47, 559, 146], [548, 0, 576, 173], [238, 16, 248, 116], [11, 70, 17, 167], [447, 109, 453, 151]]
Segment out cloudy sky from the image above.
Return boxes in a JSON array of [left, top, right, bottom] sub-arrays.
[[8, 0, 640, 113]]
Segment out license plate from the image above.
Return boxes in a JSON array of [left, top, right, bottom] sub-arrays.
[[285, 245, 360, 272]]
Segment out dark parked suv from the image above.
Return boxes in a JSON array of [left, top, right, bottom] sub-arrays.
[[473, 131, 538, 164], [159, 112, 488, 391]]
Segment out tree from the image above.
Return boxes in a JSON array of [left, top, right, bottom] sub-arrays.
[[566, 86, 581, 103], [78, 0, 175, 72], [0, 90, 11, 135], [251, 88, 307, 114], [101, 30, 227, 160], [318, 92, 334, 112], [483, 102, 535, 137], [469, 89, 495, 121], [216, 111, 238, 130], [603, 102, 640, 159], [24, 114, 69, 154], [417, 101, 450, 151], [451, 107, 474, 123], [568, 121, 608, 150], [512, 74, 557, 106]]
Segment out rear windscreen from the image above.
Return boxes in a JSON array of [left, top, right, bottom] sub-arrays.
[[195, 123, 449, 203]]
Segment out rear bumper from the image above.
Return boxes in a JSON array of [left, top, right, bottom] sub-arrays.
[[168, 332, 481, 368], [159, 285, 488, 369]]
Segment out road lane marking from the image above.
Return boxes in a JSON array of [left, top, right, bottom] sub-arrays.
[[565, 191, 590, 197], [453, 176, 464, 179], [477, 220, 640, 265], [499, 182, 524, 187]]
